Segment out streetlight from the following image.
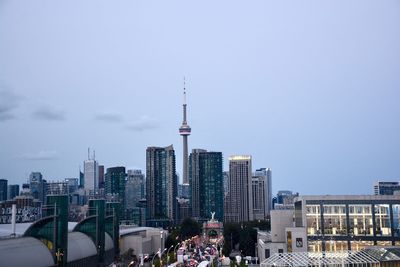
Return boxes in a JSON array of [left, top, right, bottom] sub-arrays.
[[152, 249, 161, 267], [160, 230, 164, 252], [159, 248, 168, 267], [166, 245, 174, 265]]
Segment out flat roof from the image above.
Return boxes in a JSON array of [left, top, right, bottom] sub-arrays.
[[296, 195, 400, 201]]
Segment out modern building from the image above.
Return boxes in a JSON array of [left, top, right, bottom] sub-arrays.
[[259, 194, 400, 263], [64, 178, 79, 194], [84, 149, 99, 192], [125, 169, 145, 209], [0, 179, 7, 201], [223, 171, 229, 196], [44, 181, 69, 196], [79, 169, 84, 188], [29, 172, 45, 203], [189, 149, 224, 222], [98, 165, 105, 189], [146, 145, 177, 227], [178, 183, 190, 199], [374, 181, 400, 195], [293, 195, 400, 252], [224, 155, 253, 223], [252, 175, 266, 220], [7, 184, 19, 200], [105, 167, 126, 218], [125, 170, 145, 226], [255, 168, 272, 216], [179, 81, 191, 185], [273, 190, 299, 210], [177, 197, 190, 223]]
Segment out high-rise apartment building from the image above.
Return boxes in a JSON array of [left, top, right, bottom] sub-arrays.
[[65, 178, 79, 194], [44, 181, 69, 195], [29, 172, 45, 203], [0, 179, 7, 201], [254, 168, 272, 216], [7, 184, 19, 200], [374, 181, 400, 195], [98, 165, 105, 189], [224, 155, 253, 223], [146, 145, 177, 227], [125, 170, 145, 209], [105, 166, 126, 218], [189, 149, 224, 222], [84, 150, 99, 192], [252, 175, 265, 220], [223, 171, 229, 196]]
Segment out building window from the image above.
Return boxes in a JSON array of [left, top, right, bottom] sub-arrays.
[[306, 205, 321, 235], [308, 240, 323, 252], [348, 205, 373, 236], [278, 249, 283, 254], [265, 249, 270, 259], [323, 205, 347, 236], [393, 205, 400, 237], [374, 204, 391, 236]]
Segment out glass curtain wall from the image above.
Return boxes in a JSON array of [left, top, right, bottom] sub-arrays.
[[374, 204, 391, 236], [349, 205, 373, 236], [323, 205, 347, 236]]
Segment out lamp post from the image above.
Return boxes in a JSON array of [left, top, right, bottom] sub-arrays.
[[166, 245, 174, 265], [152, 249, 160, 267], [160, 230, 164, 252], [159, 248, 167, 267]]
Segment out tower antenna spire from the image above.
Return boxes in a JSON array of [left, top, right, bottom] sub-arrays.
[[179, 77, 191, 184]]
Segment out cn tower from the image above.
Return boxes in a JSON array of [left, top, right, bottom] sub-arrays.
[[179, 80, 191, 185]]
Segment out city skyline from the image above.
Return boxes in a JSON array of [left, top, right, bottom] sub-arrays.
[[0, 1, 399, 195]]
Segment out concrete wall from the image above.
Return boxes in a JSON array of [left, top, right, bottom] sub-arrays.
[[270, 210, 294, 242], [285, 227, 307, 253]]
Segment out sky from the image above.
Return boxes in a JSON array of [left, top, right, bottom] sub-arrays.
[[0, 1, 399, 195]]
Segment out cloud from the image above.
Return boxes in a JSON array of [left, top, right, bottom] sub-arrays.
[[0, 89, 21, 121], [18, 150, 58, 161], [32, 106, 66, 121], [94, 110, 124, 123], [125, 115, 159, 131]]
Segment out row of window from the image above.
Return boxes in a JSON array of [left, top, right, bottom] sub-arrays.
[[306, 204, 400, 237]]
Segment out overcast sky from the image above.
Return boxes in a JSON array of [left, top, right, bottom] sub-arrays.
[[0, 1, 399, 195]]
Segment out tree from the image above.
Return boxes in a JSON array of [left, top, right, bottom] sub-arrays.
[[179, 218, 201, 240], [222, 223, 241, 256]]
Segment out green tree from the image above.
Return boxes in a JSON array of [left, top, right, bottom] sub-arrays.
[[222, 222, 241, 256], [179, 218, 201, 240]]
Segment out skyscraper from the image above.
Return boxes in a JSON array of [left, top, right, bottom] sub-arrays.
[[254, 168, 272, 216], [84, 149, 99, 192], [224, 155, 253, 223], [125, 169, 145, 209], [252, 175, 265, 220], [179, 81, 191, 185], [189, 149, 224, 222], [7, 184, 19, 200], [105, 166, 126, 218], [146, 145, 177, 227], [98, 165, 105, 189], [29, 172, 45, 203], [0, 179, 7, 201]]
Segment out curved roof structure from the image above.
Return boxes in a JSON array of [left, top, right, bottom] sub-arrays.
[[0, 236, 54, 267], [68, 231, 97, 262]]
